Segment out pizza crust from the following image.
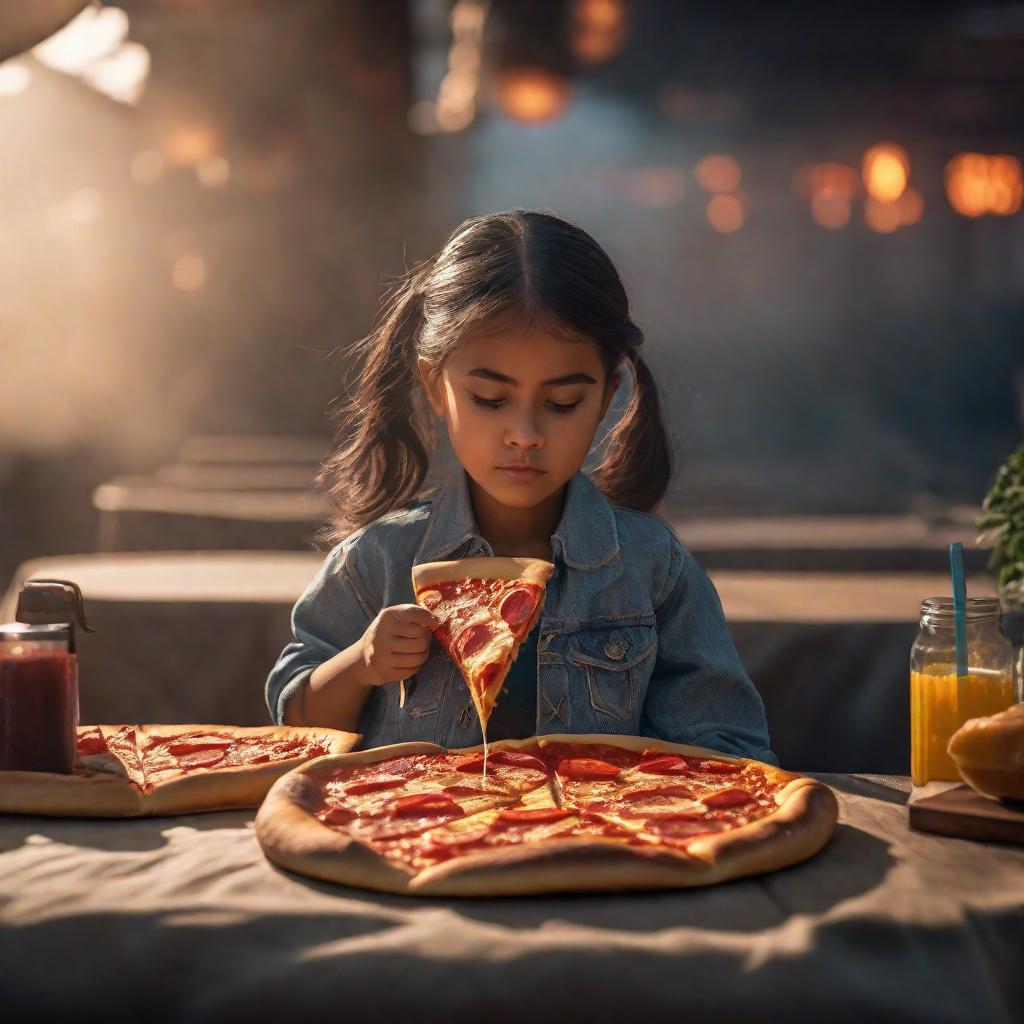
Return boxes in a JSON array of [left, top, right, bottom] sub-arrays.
[[0, 724, 358, 818], [411, 557, 555, 590], [255, 734, 838, 897]]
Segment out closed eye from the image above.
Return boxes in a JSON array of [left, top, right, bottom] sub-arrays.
[[470, 394, 581, 415]]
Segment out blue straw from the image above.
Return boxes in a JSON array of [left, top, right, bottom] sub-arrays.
[[949, 541, 968, 678]]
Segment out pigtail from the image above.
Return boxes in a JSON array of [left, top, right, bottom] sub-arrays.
[[316, 260, 436, 543], [591, 345, 673, 514]]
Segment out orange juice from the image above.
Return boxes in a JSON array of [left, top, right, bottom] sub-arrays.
[[910, 664, 1015, 784]]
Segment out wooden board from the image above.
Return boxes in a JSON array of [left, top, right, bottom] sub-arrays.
[[909, 784, 1024, 846]]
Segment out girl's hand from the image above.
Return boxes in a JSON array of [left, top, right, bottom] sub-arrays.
[[359, 604, 440, 686]]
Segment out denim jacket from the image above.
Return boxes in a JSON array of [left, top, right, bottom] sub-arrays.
[[265, 467, 777, 764]]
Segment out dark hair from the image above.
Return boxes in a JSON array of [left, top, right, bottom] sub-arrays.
[[317, 209, 673, 542]]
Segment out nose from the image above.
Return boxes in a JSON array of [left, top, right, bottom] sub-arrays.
[[504, 406, 544, 450]]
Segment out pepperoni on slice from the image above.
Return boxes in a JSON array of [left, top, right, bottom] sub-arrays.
[[556, 758, 621, 780], [76, 732, 107, 756], [497, 806, 571, 824], [166, 737, 233, 757], [176, 748, 227, 770], [375, 757, 424, 777], [635, 755, 693, 776], [453, 753, 486, 773], [644, 818, 728, 839], [621, 784, 696, 802], [696, 760, 744, 775], [490, 750, 547, 773], [702, 788, 754, 809], [442, 784, 488, 796], [455, 622, 493, 660], [345, 776, 406, 796], [321, 805, 357, 825], [418, 589, 443, 610], [388, 793, 464, 818], [500, 588, 536, 628]]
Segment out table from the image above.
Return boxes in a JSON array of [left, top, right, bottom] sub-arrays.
[[671, 514, 991, 573], [152, 463, 320, 492], [92, 477, 333, 551], [1, 774, 1021, 1022], [176, 433, 327, 465]]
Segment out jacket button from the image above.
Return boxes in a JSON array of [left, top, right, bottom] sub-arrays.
[[604, 641, 625, 660]]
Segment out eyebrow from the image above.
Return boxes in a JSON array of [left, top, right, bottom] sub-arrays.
[[465, 368, 598, 386]]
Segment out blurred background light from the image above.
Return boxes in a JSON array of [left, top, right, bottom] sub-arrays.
[[495, 66, 570, 123], [695, 154, 742, 193], [707, 192, 746, 233], [30, 4, 149, 105], [862, 143, 909, 203], [864, 195, 902, 234], [946, 153, 1023, 217], [571, 0, 628, 66]]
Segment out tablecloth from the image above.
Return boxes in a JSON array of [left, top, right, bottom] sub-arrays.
[[1, 774, 1021, 1023]]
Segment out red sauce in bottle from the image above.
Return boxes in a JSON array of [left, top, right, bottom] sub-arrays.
[[0, 646, 79, 774]]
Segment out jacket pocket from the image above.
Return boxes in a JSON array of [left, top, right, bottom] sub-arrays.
[[567, 625, 657, 723], [399, 656, 451, 723]]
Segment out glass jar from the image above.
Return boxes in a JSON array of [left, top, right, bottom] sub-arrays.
[[0, 623, 79, 774], [910, 596, 1018, 785]]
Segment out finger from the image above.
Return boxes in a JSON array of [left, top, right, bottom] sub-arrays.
[[389, 657, 429, 673], [392, 604, 440, 630], [389, 620, 436, 640], [390, 638, 430, 656]]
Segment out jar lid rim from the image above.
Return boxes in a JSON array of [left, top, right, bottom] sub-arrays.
[[0, 621, 72, 642], [920, 596, 1002, 618]]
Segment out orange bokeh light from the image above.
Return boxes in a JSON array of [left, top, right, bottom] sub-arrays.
[[572, 0, 627, 64], [897, 187, 924, 226], [495, 67, 570, 123], [945, 153, 1023, 217], [163, 123, 219, 166], [811, 192, 851, 229], [695, 154, 741, 193], [802, 162, 859, 200], [863, 143, 909, 203], [864, 197, 901, 234], [707, 193, 745, 233]]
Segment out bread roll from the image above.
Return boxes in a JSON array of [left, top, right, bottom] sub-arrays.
[[947, 702, 1024, 801]]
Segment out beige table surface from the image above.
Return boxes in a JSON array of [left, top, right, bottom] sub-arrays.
[[0, 773, 1021, 1023]]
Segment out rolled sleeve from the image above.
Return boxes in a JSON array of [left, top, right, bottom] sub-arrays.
[[641, 540, 777, 765], [264, 540, 378, 725]]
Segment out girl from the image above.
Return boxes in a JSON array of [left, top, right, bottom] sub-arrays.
[[266, 209, 776, 764]]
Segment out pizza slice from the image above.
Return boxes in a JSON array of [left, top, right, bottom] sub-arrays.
[[0, 724, 355, 817], [411, 556, 555, 744]]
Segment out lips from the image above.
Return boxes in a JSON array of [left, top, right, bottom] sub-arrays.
[[497, 465, 546, 482]]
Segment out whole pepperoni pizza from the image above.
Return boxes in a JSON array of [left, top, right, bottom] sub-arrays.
[[255, 734, 838, 896]]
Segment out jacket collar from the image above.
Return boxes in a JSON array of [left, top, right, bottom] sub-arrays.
[[414, 466, 619, 571]]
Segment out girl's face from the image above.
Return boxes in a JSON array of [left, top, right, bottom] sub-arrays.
[[418, 325, 621, 509]]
